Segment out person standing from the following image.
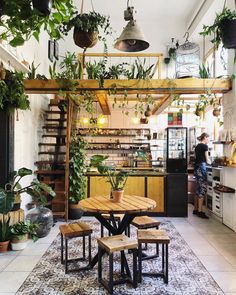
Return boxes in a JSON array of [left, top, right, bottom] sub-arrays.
[[193, 133, 210, 219]]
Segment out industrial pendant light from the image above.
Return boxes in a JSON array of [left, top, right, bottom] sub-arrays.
[[114, 3, 149, 52]]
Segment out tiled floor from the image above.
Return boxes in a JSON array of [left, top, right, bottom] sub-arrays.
[[1, 206, 236, 295]]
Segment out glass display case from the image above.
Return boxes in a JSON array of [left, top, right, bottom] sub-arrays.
[[165, 127, 188, 173]]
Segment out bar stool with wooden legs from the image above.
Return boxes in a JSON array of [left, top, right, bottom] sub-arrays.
[[131, 216, 161, 259], [59, 222, 93, 274], [97, 234, 138, 295], [138, 229, 170, 284]]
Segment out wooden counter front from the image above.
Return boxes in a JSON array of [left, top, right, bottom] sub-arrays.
[[87, 175, 165, 215]]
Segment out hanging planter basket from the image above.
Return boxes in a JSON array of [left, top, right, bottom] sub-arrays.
[[220, 19, 236, 49], [73, 27, 98, 48], [32, 0, 52, 16]]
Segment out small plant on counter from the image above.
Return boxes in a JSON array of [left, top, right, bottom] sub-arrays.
[[90, 155, 129, 202]]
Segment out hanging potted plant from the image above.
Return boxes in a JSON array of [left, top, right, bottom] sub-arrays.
[[201, 6, 236, 50], [68, 134, 87, 219], [61, 11, 112, 48], [32, 0, 53, 16]]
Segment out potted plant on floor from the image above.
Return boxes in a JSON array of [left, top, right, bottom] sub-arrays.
[[0, 189, 14, 252], [61, 11, 112, 48], [68, 134, 87, 219], [90, 155, 129, 203], [201, 6, 236, 52], [10, 220, 39, 251]]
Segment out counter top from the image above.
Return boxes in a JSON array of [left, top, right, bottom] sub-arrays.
[[86, 170, 167, 176]]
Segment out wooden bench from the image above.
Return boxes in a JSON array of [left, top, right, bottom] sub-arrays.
[[138, 229, 170, 284], [59, 222, 93, 273], [97, 234, 138, 294]]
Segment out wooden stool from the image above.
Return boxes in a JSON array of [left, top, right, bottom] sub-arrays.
[[59, 222, 93, 273], [100, 214, 124, 237], [97, 234, 138, 294], [132, 216, 161, 259], [138, 229, 170, 284]]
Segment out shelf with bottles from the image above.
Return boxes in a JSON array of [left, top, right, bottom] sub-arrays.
[[78, 128, 151, 137]]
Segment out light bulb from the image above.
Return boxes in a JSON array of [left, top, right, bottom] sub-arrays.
[[82, 117, 89, 125], [97, 116, 106, 125], [127, 39, 137, 46], [132, 117, 140, 124]]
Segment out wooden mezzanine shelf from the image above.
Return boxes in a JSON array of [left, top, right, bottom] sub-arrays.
[[24, 78, 231, 95]]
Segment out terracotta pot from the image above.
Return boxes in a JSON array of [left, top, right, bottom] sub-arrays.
[[213, 108, 221, 117], [0, 240, 9, 253], [68, 203, 84, 220], [73, 28, 98, 49], [111, 190, 124, 203]]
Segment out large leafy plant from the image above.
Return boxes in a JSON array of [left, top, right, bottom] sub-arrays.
[[0, 189, 14, 242], [10, 220, 39, 242], [69, 134, 87, 204], [0, 0, 76, 46], [0, 70, 30, 112], [90, 155, 129, 191]]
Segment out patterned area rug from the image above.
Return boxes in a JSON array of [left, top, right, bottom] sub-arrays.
[[16, 220, 224, 295]]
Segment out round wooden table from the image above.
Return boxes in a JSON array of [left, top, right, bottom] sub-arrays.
[[79, 195, 156, 268]]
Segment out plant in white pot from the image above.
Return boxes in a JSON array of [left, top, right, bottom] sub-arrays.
[[10, 221, 39, 251]]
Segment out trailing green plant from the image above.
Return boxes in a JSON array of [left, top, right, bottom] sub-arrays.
[[0, 70, 30, 112], [69, 134, 87, 204], [0, 0, 76, 47], [10, 220, 39, 242], [201, 7, 236, 49], [61, 11, 112, 43], [90, 155, 129, 191], [125, 58, 155, 80]]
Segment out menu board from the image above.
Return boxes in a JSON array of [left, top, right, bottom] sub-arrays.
[[168, 112, 182, 126]]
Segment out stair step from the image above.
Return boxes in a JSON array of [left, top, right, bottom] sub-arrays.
[[46, 111, 66, 114], [46, 119, 67, 122], [55, 191, 66, 196], [53, 211, 66, 217], [38, 152, 66, 155], [35, 170, 65, 175], [35, 161, 66, 165], [43, 125, 66, 129], [39, 143, 66, 147], [42, 134, 66, 138]]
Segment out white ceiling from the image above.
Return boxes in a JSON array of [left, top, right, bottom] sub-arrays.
[[62, 0, 202, 55]]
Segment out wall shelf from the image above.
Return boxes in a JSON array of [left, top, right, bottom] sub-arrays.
[[0, 44, 29, 73]]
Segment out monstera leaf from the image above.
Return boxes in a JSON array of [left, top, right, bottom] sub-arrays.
[[0, 189, 14, 215]]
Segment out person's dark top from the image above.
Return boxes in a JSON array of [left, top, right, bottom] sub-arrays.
[[195, 143, 208, 166]]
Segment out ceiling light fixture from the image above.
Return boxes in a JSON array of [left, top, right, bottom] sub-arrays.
[[114, 1, 149, 52]]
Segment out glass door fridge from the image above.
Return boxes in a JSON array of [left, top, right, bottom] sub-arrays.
[[166, 127, 188, 173]]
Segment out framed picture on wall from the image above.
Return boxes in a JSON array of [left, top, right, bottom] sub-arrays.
[[48, 40, 54, 62], [54, 40, 59, 60]]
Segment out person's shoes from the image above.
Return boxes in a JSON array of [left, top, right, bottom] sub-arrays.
[[197, 211, 209, 219], [193, 210, 198, 215]]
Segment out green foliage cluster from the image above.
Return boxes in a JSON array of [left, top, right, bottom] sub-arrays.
[[0, 71, 30, 112], [200, 7, 236, 49], [61, 11, 112, 40], [0, 0, 75, 47], [90, 155, 129, 191], [10, 220, 39, 242], [69, 134, 87, 204]]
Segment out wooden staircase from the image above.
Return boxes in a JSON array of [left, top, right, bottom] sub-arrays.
[[35, 100, 68, 220]]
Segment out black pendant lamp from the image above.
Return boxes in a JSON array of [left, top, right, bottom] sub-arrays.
[[114, 4, 149, 52]]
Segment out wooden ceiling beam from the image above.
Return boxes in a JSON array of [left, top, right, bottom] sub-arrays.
[[96, 92, 111, 115], [152, 95, 172, 115]]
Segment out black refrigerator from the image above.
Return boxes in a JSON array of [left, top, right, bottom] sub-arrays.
[[165, 127, 188, 217], [165, 127, 188, 173]]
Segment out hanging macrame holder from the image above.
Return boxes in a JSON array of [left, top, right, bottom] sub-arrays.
[[73, 0, 99, 49]]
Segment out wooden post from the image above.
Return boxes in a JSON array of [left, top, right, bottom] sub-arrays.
[[65, 95, 73, 221]]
